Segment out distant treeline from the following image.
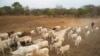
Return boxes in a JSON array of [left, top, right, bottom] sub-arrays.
[[0, 2, 100, 17]]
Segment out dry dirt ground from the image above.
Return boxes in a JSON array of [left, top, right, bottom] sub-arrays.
[[0, 16, 99, 32], [0, 16, 100, 56]]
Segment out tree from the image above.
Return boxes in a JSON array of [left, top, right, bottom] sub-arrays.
[[43, 8, 56, 17], [12, 2, 24, 15], [68, 8, 77, 17], [0, 8, 6, 15], [83, 5, 97, 17], [55, 5, 66, 16], [24, 6, 30, 15], [2, 6, 12, 15], [96, 6, 100, 16], [77, 7, 89, 17], [31, 9, 42, 16]]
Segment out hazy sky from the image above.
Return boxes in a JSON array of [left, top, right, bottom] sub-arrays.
[[0, 0, 100, 9]]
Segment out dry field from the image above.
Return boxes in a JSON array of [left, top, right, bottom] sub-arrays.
[[0, 16, 100, 56], [0, 16, 99, 32]]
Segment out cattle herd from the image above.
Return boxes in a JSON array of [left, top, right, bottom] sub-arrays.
[[0, 24, 99, 56]]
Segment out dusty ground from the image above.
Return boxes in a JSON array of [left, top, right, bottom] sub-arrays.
[[0, 16, 100, 56], [0, 16, 99, 32]]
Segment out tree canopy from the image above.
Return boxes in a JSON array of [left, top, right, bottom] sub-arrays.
[[0, 2, 100, 18]]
